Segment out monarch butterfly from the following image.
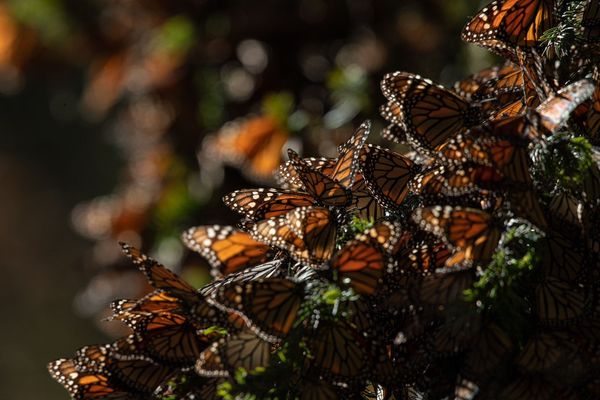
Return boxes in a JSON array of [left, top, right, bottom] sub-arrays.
[[462, 323, 513, 381], [453, 64, 508, 100], [210, 278, 304, 343], [540, 233, 585, 283], [361, 145, 419, 210], [110, 290, 182, 317], [415, 269, 476, 304], [48, 358, 141, 399], [470, 115, 535, 185], [547, 192, 582, 233], [515, 332, 573, 372], [381, 72, 481, 155], [274, 157, 336, 191], [286, 149, 353, 207], [413, 206, 503, 269], [308, 320, 368, 381], [535, 79, 595, 135], [75, 339, 175, 394], [119, 243, 230, 328], [400, 238, 453, 276], [224, 188, 316, 221], [356, 220, 410, 255], [349, 176, 387, 221], [199, 259, 286, 297], [432, 311, 482, 355], [195, 328, 273, 377], [379, 101, 407, 144], [330, 239, 386, 295], [182, 225, 272, 277], [535, 277, 589, 325], [462, 0, 555, 58], [203, 115, 289, 182], [251, 206, 337, 267], [124, 312, 213, 366]]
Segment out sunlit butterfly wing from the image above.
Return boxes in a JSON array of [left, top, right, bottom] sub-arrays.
[[182, 225, 271, 277], [223, 188, 315, 221], [381, 72, 480, 154], [48, 359, 140, 400], [286, 206, 337, 264], [462, 0, 555, 58], [331, 239, 386, 295], [287, 149, 352, 206], [110, 290, 182, 318], [120, 244, 199, 305], [211, 278, 304, 342], [356, 220, 410, 255], [331, 120, 371, 188], [361, 145, 418, 210], [274, 157, 336, 191]]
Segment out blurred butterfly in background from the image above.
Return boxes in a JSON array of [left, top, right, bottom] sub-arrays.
[[203, 115, 289, 182], [224, 121, 371, 221]]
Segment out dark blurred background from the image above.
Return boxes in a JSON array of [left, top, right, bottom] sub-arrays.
[[0, 1, 493, 398]]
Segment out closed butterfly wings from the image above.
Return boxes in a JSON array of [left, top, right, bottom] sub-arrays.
[[381, 72, 481, 155], [251, 206, 337, 268], [413, 206, 502, 269], [462, 0, 555, 59]]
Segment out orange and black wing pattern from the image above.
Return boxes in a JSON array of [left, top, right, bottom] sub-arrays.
[[182, 225, 271, 277]]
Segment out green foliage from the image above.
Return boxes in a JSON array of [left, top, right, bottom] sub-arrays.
[[8, 0, 72, 45], [539, 134, 593, 190], [155, 16, 197, 55], [262, 92, 295, 130]]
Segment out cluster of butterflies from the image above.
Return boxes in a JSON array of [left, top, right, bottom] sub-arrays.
[[50, 0, 600, 399]]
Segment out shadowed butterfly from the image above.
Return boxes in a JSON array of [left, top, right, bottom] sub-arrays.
[[119, 243, 230, 329], [413, 206, 503, 269], [209, 277, 305, 343], [195, 327, 273, 378], [361, 144, 420, 210]]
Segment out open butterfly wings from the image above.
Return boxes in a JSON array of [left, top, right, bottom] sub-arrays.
[[182, 225, 272, 277]]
